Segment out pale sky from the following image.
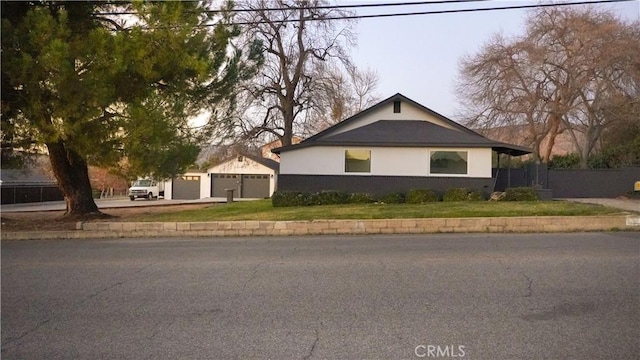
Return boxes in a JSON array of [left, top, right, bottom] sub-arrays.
[[350, 0, 640, 118]]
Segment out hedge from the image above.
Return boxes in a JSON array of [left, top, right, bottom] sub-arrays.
[[443, 188, 485, 202], [504, 187, 538, 201], [406, 189, 439, 204], [377, 192, 406, 204], [348, 193, 375, 204]]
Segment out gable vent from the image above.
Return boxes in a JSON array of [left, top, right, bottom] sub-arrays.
[[393, 100, 401, 113]]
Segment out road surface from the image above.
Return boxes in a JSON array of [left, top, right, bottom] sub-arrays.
[[2, 233, 639, 359]]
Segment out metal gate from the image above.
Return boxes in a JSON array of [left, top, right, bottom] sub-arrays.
[[172, 175, 201, 200]]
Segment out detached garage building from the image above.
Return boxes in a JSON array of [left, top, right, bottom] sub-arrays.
[[208, 155, 278, 199], [163, 170, 208, 200], [163, 155, 279, 200]]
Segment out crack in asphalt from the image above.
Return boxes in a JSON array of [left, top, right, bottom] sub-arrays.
[[78, 262, 158, 306], [521, 272, 533, 298], [302, 322, 323, 360], [496, 259, 534, 298], [1, 318, 51, 350], [1, 262, 158, 351]]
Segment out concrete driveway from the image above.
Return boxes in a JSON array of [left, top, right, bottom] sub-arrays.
[[563, 198, 640, 213], [0, 197, 258, 213]]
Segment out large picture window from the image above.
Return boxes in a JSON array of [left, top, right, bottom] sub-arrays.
[[430, 151, 468, 175], [345, 149, 371, 173]]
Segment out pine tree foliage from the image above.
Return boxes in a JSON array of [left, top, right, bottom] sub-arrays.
[[1, 1, 257, 215]]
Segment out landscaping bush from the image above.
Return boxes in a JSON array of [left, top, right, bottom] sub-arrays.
[[443, 188, 484, 202], [348, 193, 375, 204], [308, 191, 350, 205], [503, 187, 538, 201], [271, 191, 311, 207], [378, 192, 405, 204], [406, 189, 439, 204]]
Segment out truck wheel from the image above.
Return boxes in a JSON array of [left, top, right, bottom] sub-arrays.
[[147, 192, 153, 200], [129, 196, 135, 201]]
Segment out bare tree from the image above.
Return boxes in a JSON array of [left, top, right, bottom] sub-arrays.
[[457, 6, 639, 168], [301, 62, 380, 136], [457, 35, 564, 163], [233, 0, 377, 146]]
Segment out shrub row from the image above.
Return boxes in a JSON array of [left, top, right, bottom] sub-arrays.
[[272, 191, 374, 207], [272, 187, 539, 207], [503, 187, 539, 201]]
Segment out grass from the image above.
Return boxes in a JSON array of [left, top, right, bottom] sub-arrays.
[[126, 199, 623, 222]]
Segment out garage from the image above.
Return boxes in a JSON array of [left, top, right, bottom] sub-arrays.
[[172, 175, 201, 200], [241, 174, 270, 198], [211, 174, 271, 199], [207, 154, 279, 199], [211, 174, 240, 198]]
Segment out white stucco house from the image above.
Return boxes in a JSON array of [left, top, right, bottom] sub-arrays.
[[271, 93, 531, 196], [164, 155, 279, 200]]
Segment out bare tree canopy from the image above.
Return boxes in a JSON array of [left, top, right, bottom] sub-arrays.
[[232, 0, 379, 147], [456, 6, 640, 168]]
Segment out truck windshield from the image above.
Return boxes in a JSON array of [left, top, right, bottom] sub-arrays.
[[133, 180, 152, 187]]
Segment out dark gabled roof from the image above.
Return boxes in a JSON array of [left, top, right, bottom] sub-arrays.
[[317, 120, 497, 147], [0, 168, 57, 186], [272, 93, 532, 156], [306, 93, 480, 141], [245, 154, 280, 171]]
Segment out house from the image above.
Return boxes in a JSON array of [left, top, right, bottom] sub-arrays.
[[0, 158, 63, 204], [272, 93, 531, 196], [164, 154, 279, 200], [260, 136, 302, 162]]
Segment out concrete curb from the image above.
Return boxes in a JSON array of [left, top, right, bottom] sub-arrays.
[[3, 215, 639, 240]]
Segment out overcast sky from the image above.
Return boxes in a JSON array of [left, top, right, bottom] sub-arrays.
[[350, 0, 640, 118]]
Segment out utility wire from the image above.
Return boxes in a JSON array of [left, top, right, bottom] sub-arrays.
[[95, 0, 494, 16], [93, 0, 636, 29], [208, 0, 494, 13], [225, 0, 636, 26]]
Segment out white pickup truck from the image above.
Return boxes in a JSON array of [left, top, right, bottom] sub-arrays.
[[128, 179, 164, 201]]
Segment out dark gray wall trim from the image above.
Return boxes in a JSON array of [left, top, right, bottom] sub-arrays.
[[278, 175, 494, 197]]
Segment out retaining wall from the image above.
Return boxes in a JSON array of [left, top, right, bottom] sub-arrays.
[[3, 216, 638, 240]]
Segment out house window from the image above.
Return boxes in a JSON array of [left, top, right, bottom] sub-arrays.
[[345, 149, 371, 173], [393, 100, 401, 113], [430, 151, 468, 175]]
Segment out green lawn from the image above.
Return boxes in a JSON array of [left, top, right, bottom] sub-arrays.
[[126, 199, 623, 222]]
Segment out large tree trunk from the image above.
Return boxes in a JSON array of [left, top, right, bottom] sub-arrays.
[[47, 140, 100, 217]]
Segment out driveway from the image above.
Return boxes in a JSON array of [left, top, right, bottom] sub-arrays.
[[563, 198, 640, 213], [0, 196, 258, 213]]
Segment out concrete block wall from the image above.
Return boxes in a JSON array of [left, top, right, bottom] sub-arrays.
[[4, 216, 637, 240], [74, 215, 635, 238]]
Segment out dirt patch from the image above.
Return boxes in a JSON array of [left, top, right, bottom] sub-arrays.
[[1, 203, 213, 232]]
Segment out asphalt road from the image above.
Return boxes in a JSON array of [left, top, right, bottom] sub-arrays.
[[2, 233, 639, 360]]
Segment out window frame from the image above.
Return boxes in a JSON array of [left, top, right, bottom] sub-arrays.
[[428, 150, 469, 177], [344, 149, 372, 174]]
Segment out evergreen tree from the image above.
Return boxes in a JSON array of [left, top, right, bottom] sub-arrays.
[[1, 1, 257, 216]]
